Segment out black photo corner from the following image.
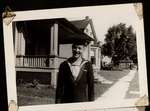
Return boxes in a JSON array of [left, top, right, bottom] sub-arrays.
[[0, 0, 150, 111]]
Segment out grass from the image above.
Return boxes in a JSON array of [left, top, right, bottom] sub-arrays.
[[98, 70, 130, 82], [94, 82, 112, 99], [17, 84, 55, 106], [17, 70, 130, 106], [94, 70, 129, 99], [125, 71, 140, 98]]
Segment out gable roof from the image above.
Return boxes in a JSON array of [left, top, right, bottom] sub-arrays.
[[71, 17, 98, 42], [71, 19, 90, 30], [23, 18, 94, 44], [57, 18, 94, 44]]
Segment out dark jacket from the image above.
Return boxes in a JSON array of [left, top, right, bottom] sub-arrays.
[[55, 58, 94, 103]]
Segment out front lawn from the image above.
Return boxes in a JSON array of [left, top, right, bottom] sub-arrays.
[[17, 70, 130, 106]]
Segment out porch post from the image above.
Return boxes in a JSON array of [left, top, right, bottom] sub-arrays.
[[88, 43, 91, 61], [95, 48, 98, 69], [15, 23, 26, 66], [99, 48, 101, 70], [50, 22, 58, 88], [50, 23, 58, 56]]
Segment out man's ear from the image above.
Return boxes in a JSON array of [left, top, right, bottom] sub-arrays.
[[83, 46, 87, 51]]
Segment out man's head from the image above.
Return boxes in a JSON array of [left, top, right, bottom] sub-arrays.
[[72, 42, 87, 59]]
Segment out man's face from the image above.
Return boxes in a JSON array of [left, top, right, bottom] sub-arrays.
[[72, 44, 85, 59]]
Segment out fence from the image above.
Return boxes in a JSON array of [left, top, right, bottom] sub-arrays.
[[16, 55, 67, 68]]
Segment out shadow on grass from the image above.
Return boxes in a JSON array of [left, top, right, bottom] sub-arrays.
[[95, 70, 130, 99], [17, 70, 130, 106], [94, 82, 112, 100], [17, 84, 55, 106], [125, 71, 140, 98]]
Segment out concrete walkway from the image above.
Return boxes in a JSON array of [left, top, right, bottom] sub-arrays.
[[95, 69, 137, 101]]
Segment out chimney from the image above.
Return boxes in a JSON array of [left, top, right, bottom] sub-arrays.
[[85, 16, 90, 20]]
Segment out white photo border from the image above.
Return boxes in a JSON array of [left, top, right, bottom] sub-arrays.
[[3, 3, 149, 111]]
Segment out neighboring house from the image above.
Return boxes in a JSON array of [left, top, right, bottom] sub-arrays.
[[71, 16, 101, 72], [14, 18, 93, 87], [102, 56, 112, 65]]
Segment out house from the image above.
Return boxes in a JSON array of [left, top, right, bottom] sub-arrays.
[[71, 16, 101, 72], [14, 18, 94, 87]]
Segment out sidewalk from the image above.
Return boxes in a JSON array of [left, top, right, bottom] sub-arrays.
[[95, 69, 137, 101]]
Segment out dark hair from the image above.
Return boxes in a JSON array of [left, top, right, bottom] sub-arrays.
[[72, 41, 89, 47]]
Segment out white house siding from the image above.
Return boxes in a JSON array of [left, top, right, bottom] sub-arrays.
[[59, 44, 72, 58], [84, 24, 94, 39], [91, 47, 101, 71], [82, 20, 101, 71]]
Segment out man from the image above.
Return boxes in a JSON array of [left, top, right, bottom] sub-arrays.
[[55, 41, 94, 103]]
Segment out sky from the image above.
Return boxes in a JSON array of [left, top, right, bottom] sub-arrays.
[[67, 3, 142, 43], [14, 3, 143, 44]]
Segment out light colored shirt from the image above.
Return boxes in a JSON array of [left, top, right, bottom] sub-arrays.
[[68, 57, 82, 80]]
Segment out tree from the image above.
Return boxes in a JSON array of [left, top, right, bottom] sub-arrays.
[[101, 23, 137, 65]]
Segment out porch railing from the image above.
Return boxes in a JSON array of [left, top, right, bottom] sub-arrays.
[[16, 55, 67, 68]]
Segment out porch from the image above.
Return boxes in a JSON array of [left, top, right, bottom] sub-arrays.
[[14, 18, 94, 87], [16, 55, 66, 69]]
